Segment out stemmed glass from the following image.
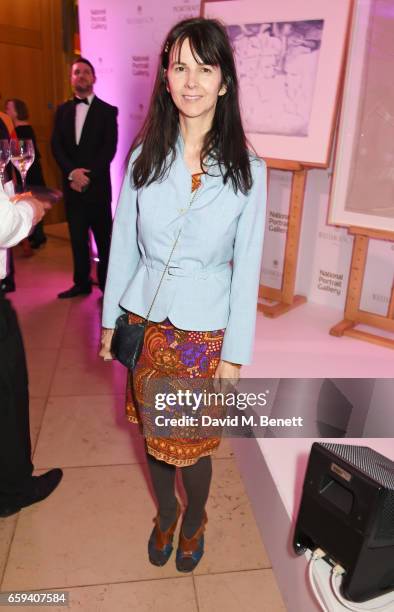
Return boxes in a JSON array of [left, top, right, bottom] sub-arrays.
[[10, 139, 35, 191], [0, 139, 10, 187]]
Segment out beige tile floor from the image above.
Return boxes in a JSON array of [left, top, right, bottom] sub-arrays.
[[0, 232, 286, 611]]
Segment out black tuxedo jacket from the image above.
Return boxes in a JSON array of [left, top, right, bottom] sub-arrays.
[[51, 95, 118, 206]]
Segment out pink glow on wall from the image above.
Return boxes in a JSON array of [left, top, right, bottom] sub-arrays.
[[78, 2, 136, 210], [77, 0, 200, 213]]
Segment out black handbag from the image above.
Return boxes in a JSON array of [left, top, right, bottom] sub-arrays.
[[110, 187, 199, 370], [110, 314, 146, 369]]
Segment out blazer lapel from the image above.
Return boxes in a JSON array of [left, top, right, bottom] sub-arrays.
[[64, 100, 77, 147]]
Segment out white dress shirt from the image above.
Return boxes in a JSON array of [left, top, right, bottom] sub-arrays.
[[0, 182, 33, 279], [75, 93, 95, 145]]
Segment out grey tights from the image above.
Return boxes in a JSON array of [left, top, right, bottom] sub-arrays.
[[146, 452, 212, 538]]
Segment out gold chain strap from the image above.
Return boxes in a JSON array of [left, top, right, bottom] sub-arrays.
[[144, 186, 200, 322]]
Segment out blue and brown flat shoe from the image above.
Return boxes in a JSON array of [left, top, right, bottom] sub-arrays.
[[176, 511, 208, 572], [148, 501, 181, 566]]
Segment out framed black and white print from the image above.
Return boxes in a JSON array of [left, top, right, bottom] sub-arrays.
[[203, 0, 353, 166]]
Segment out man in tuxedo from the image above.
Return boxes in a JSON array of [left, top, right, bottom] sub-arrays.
[[52, 57, 118, 298]]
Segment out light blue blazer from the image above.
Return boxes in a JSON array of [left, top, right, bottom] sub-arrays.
[[102, 133, 267, 365]]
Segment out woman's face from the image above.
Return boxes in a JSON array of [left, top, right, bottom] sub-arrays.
[[5, 100, 17, 122], [165, 37, 226, 124]]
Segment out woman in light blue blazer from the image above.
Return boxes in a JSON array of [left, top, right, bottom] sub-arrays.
[[100, 18, 266, 572]]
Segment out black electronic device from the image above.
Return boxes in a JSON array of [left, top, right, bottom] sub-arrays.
[[293, 443, 394, 602]]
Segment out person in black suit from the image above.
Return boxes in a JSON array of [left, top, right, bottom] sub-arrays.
[[1, 172, 63, 518], [51, 57, 118, 299]]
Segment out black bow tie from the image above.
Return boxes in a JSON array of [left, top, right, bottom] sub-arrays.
[[74, 97, 89, 105]]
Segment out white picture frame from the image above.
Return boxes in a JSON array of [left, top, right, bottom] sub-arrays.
[[203, 0, 353, 166], [328, 0, 394, 232]]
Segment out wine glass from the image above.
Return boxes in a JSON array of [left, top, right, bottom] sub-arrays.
[[10, 139, 35, 191], [0, 139, 10, 187]]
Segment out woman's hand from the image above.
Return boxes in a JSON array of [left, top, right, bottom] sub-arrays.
[[99, 328, 114, 360], [213, 359, 241, 393]]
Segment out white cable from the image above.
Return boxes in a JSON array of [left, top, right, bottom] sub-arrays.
[[309, 557, 329, 611], [307, 551, 394, 612], [331, 571, 394, 612], [308, 550, 331, 612]]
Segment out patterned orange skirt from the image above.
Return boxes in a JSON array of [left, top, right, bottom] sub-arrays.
[[126, 312, 225, 466]]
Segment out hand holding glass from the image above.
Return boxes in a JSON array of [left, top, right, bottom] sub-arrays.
[[10, 139, 35, 191], [0, 139, 10, 187]]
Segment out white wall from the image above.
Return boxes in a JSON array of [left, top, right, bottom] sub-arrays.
[[78, 0, 200, 205], [79, 0, 394, 311]]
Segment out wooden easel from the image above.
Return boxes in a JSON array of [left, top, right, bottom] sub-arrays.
[[258, 159, 308, 318], [330, 226, 394, 349]]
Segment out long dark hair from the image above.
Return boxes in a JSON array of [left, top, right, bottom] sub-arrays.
[[129, 17, 253, 194]]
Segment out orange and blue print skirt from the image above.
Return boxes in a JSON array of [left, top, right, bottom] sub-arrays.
[[126, 312, 225, 466]]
